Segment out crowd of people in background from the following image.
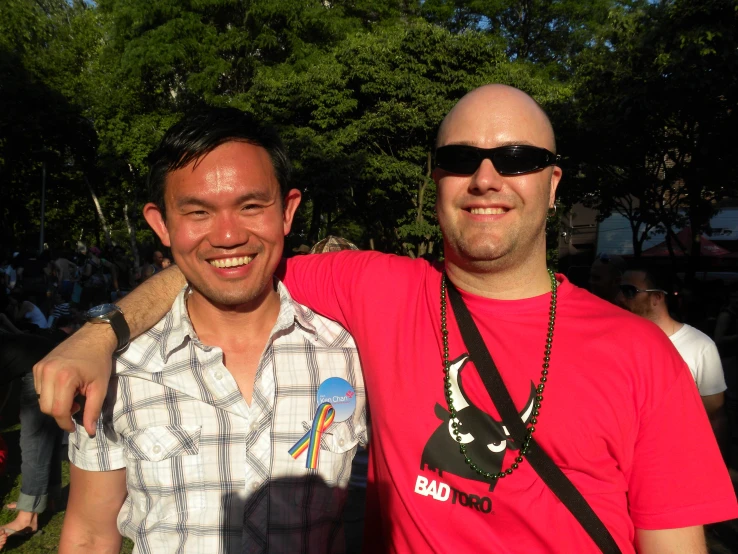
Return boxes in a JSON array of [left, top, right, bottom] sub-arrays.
[[0, 242, 173, 329], [0, 241, 172, 549]]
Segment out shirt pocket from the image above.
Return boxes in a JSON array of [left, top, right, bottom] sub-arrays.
[[123, 425, 207, 516], [317, 420, 359, 486]]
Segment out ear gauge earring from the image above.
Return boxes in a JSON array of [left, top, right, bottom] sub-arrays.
[[546, 204, 557, 221]]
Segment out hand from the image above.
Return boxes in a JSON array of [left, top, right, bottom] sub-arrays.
[[33, 323, 117, 434]]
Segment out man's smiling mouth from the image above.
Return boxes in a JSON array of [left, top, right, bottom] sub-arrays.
[[209, 256, 254, 269], [468, 207, 508, 215]]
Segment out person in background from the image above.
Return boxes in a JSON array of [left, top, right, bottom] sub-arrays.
[[160, 256, 172, 269], [0, 289, 22, 335], [0, 315, 77, 546], [0, 252, 17, 293], [714, 286, 738, 455], [309, 236, 360, 254], [51, 255, 78, 300], [79, 246, 117, 308], [6, 294, 49, 332], [141, 249, 165, 281], [109, 246, 136, 301], [621, 268, 730, 460], [588, 252, 627, 306]]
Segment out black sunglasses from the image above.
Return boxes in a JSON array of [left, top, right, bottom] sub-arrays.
[[619, 284, 669, 300], [435, 144, 560, 176]]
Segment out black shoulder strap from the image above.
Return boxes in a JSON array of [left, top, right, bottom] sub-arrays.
[[446, 280, 622, 554]]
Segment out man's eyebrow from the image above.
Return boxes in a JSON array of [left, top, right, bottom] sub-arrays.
[[176, 191, 275, 209]]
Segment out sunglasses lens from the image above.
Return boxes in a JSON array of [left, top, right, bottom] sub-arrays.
[[620, 285, 636, 299], [436, 145, 555, 175], [492, 147, 549, 175], [435, 146, 481, 174]]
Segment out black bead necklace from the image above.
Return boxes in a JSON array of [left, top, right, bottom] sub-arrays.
[[440, 269, 558, 482]]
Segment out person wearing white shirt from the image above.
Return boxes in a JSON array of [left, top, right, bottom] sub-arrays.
[[621, 268, 729, 458]]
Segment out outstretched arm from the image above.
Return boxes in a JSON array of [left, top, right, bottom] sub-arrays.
[[34, 266, 186, 434]]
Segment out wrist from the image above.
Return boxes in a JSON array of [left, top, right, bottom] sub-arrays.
[[80, 321, 119, 351]]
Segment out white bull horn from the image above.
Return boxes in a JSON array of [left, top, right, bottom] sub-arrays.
[[448, 355, 470, 412]]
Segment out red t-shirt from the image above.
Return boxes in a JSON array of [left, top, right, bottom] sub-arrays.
[[282, 252, 738, 553]]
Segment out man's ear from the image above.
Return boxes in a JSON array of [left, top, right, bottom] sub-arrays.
[[549, 165, 563, 208], [143, 203, 171, 247], [282, 189, 302, 236]]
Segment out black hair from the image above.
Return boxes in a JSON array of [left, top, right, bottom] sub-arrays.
[[147, 107, 292, 218]]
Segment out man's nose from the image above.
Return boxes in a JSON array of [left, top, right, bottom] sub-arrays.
[[469, 158, 504, 193], [209, 213, 249, 248]]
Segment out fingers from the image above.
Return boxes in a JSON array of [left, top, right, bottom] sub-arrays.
[[82, 384, 105, 437], [32, 325, 116, 437], [34, 359, 80, 433]]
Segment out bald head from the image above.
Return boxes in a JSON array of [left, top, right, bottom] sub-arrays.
[[437, 85, 556, 152]]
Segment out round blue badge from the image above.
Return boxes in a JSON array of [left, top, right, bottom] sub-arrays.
[[317, 378, 357, 423]]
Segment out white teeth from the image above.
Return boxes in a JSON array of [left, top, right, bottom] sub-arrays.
[[209, 256, 253, 269], [470, 207, 507, 215]]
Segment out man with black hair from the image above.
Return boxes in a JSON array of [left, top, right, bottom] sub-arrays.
[[621, 268, 729, 456], [56, 108, 366, 553]]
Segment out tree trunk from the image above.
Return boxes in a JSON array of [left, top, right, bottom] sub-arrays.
[[630, 219, 642, 259], [308, 201, 322, 244], [126, 165, 141, 272], [413, 151, 432, 257], [123, 203, 140, 269], [85, 175, 112, 249]]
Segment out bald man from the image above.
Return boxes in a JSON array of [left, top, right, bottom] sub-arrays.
[[36, 85, 736, 553]]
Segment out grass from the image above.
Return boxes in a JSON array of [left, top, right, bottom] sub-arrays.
[[0, 412, 133, 552]]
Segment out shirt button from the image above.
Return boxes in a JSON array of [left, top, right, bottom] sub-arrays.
[[249, 421, 258, 432], [214, 371, 223, 380], [153, 445, 161, 454], [251, 481, 260, 491], [338, 438, 345, 447]]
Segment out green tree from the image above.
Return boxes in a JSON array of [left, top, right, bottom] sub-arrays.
[[566, 0, 738, 278], [0, 0, 100, 250], [421, 0, 632, 78]]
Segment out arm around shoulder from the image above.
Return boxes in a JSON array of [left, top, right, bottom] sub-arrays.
[[34, 265, 187, 434], [59, 464, 127, 554]]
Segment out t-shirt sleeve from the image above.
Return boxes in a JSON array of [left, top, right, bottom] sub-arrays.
[[628, 355, 738, 529], [279, 251, 423, 335], [695, 341, 728, 396], [68, 406, 125, 472]]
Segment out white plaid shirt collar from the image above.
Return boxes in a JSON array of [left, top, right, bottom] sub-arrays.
[[157, 279, 318, 364]]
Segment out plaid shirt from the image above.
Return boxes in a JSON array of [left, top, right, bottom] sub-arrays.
[[70, 282, 367, 554]]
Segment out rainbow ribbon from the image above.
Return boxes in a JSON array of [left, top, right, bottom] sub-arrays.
[[289, 402, 335, 469]]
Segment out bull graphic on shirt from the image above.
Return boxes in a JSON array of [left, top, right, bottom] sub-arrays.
[[420, 354, 536, 492]]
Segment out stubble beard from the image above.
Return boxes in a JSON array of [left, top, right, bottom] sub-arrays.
[[442, 217, 544, 273], [188, 274, 274, 311]]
